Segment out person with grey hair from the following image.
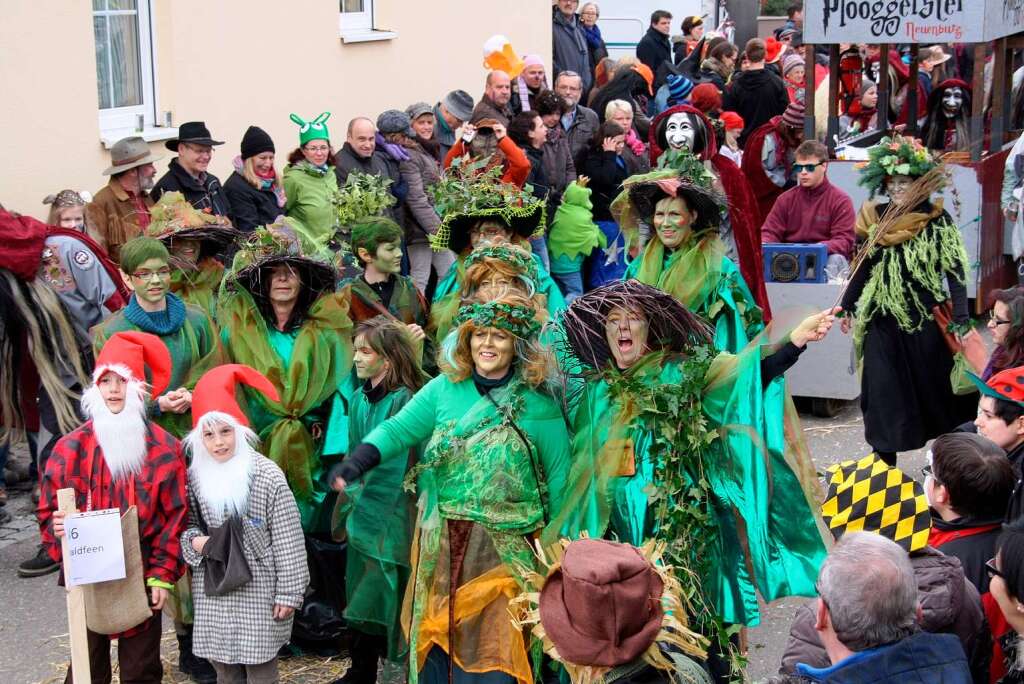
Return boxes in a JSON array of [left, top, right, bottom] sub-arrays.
[[778, 532, 974, 683], [554, 70, 599, 163]]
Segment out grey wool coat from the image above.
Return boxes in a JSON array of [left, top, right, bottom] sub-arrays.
[[182, 454, 308, 665]]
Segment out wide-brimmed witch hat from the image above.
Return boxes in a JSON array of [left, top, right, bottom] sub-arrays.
[[428, 163, 545, 254], [145, 192, 240, 265], [229, 216, 337, 302], [611, 167, 725, 242], [166, 121, 225, 152], [561, 280, 713, 370]]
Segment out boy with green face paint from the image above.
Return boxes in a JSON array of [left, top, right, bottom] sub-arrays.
[[339, 217, 433, 371], [91, 236, 224, 438]]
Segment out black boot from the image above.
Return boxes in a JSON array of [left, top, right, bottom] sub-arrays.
[[176, 629, 218, 683], [332, 631, 386, 684]]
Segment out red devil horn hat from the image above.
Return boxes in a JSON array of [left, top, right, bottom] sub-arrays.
[[92, 331, 173, 398], [190, 364, 280, 428]]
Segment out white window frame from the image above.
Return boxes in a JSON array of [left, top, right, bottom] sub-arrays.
[[93, 0, 161, 136], [338, 0, 397, 43]]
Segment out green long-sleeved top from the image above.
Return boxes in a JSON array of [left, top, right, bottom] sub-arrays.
[[283, 161, 339, 250]]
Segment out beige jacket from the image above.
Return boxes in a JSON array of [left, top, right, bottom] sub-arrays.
[[86, 179, 153, 264]]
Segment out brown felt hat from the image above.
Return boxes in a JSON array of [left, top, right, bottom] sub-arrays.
[[538, 538, 664, 667]]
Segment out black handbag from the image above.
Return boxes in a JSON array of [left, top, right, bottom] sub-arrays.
[[200, 513, 252, 597]]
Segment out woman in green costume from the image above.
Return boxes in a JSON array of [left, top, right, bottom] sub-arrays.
[[336, 316, 429, 682], [331, 294, 571, 684], [92, 235, 223, 438], [429, 169, 563, 337], [145, 191, 240, 318], [618, 169, 763, 353], [283, 112, 339, 249], [217, 218, 352, 534], [548, 280, 834, 679]]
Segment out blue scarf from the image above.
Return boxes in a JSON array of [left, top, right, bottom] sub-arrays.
[[124, 292, 187, 335], [581, 23, 603, 50]]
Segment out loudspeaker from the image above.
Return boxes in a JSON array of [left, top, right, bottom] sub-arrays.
[[763, 243, 829, 283]]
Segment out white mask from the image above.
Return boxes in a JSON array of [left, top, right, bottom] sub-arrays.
[[665, 112, 699, 152]]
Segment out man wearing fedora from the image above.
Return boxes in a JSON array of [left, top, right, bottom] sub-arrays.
[[87, 135, 161, 264], [152, 121, 232, 218]]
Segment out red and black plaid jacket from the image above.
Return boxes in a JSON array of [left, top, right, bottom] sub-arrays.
[[38, 420, 187, 587]]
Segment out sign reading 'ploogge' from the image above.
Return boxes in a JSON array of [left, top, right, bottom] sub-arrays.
[[803, 0, 1024, 44]]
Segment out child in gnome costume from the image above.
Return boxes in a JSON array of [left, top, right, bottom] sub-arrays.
[[37, 331, 188, 683], [514, 537, 713, 684], [181, 364, 308, 683]]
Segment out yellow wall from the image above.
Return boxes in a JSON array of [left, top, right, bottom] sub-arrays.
[[1, 0, 551, 219]]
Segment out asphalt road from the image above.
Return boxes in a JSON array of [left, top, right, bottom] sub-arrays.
[[0, 398, 934, 683]]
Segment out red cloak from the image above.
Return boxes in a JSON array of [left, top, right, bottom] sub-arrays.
[[649, 104, 771, 320], [742, 116, 791, 222]]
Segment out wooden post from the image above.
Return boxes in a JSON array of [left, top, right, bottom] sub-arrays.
[[971, 43, 987, 161], [804, 43, 816, 142], [58, 488, 90, 684], [991, 38, 1008, 148], [907, 45, 920, 135], [827, 44, 840, 155], [877, 44, 890, 129]]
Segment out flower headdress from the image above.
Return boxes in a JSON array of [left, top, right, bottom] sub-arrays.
[[857, 134, 940, 198]]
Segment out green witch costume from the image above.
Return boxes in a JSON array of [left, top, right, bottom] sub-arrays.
[[841, 135, 975, 456], [428, 165, 564, 340], [619, 167, 763, 354], [216, 218, 353, 532], [333, 298, 572, 684], [145, 191, 240, 318], [547, 281, 827, 639]]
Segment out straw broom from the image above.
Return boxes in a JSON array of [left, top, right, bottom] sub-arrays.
[[832, 164, 948, 311]]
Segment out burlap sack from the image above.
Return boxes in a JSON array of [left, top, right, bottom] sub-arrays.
[[83, 506, 152, 634]]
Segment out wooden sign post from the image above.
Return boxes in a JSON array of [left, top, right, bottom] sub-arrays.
[[57, 488, 91, 684]]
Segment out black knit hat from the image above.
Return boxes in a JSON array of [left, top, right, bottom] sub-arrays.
[[240, 125, 275, 159]]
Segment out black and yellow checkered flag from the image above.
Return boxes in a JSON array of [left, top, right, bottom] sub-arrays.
[[821, 453, 931, 552]]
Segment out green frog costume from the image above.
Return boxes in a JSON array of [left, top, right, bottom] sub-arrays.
[[617, 168, 763, 353], [145, 191, 240, 318], [217, 218, 353, 532], [333, 299, 572, 684], [547, 281, 826, 638]]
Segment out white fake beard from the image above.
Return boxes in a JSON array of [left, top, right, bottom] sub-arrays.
[[80, 381, 148, 481], [184, 413, 257, 523]]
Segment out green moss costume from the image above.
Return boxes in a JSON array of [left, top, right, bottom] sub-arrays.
[[617, 171, 763, 353], [549, 282, 825, 636], [217, 224, 353, 532]]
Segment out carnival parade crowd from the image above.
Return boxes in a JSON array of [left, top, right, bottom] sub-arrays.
[[10, 1, 1024, 683]]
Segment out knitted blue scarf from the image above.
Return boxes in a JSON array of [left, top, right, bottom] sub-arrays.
[[581, 23, 603, 50], [124, 292, 187, 335]]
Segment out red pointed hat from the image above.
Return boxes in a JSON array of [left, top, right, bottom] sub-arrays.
[[191, 364, 280, 428], [93, 331, 172, 397]]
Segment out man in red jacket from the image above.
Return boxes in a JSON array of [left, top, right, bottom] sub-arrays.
[[38, 330, 187, 683], [761, 140, 856, 279]]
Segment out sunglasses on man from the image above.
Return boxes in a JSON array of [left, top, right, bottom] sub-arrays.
[[793, 161, 824, 174]]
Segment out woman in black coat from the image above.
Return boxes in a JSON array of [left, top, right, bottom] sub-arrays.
[[579, 121, 630, 287], [224, 126, 286, 234]]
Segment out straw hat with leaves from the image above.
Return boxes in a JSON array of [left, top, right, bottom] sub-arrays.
[[427, 159, 545, 254], [145, 191, 240, 268]]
